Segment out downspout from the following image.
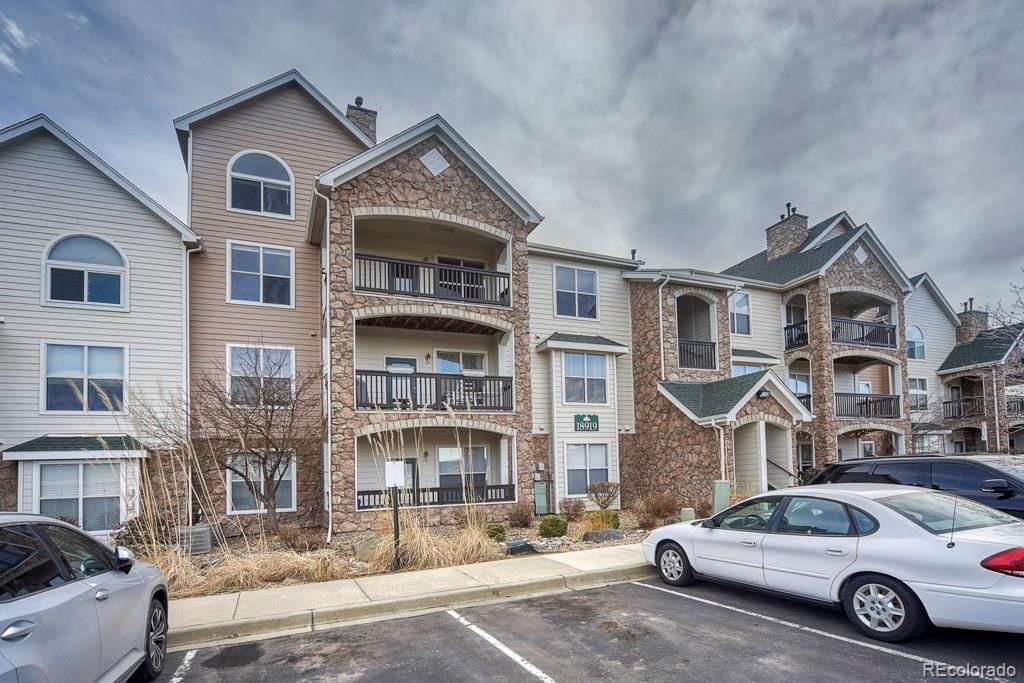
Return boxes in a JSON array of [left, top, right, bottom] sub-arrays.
[[710, 419, 727, 481], [313, 183, 334, 544], [992, 366, 1001, 452], [183, 239, 204, 527], [657, 273, 671, 380]]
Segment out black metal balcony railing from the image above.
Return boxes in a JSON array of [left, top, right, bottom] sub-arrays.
[[835, 392, 901, 419], [796, 394, 812, 411], [943, 397, 985, 419], [831, 317, 897, 348], [356, 370, 514, 411], [357, 484, 516, 510], [1008, 398, 1024, 415], [678, 340, 716, 369], [354, 254, 511, 306], [784, 320, 809, 349]]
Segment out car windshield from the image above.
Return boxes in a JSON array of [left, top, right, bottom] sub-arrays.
[[973, 456, 1024, 481], [879, 491, 1018, 535]]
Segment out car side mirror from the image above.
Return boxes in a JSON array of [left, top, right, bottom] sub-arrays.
[[702, 518, 717, 529], [115, 546, 135, 574], [981, 478, 1014, 494]]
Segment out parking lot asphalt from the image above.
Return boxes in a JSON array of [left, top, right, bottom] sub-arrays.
[[159, 578, 1024, 682]]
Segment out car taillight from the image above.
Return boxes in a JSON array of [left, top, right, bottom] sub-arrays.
[[981, 547, 1024, 577]]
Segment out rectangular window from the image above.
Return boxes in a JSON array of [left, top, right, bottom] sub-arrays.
[[226, 453, 296, 514], [438, 446, 488, 490], [38, 462, 122, 532], [564, 352, 607, 404], [732, 363, 761, 377], [44, 343, 125, 412], [909, 378, 928, 411], [566, 443, 609, 496], [555, 265, 598, 319], [788, 372, 810, 395], [797, 443, 815, 471], [860, 441, 876, 457], [729, 292, 751, 335], [228, 345, 293, 406], [228, 242, 293, 306], [435, 350, 487, 374]]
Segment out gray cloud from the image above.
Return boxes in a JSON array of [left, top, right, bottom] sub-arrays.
[[2, 0, 1023, 309]]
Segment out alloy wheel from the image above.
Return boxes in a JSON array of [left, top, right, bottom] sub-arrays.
[[852, 583, 906, 633], [148, 604, 167, 670], [660, 548, 684, 581]]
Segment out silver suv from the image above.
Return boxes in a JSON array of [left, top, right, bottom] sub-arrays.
[[0, 514, 168, 682]]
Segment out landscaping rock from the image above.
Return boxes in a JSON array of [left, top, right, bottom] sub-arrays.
[[582, 529, 625, 543], [353, 534, 384, 562], [505, 537, 538, 556]]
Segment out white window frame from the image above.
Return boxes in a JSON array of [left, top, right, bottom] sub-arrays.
[[953, 439, 966, 454], [433, 348, 488, 375], [909, 378, 928, 411], [797, 442, 815, 471], [562, 351, 609, 406], [225, 344, 296, 408], [860, 441, 876, 457], [41, 233, 129, 312], [565, 442, 612, 498], [225, 452, 297, 515], [225, 240, 296, 308], [39, 341, 129, 415], [729, 291, 751, 336], [226, 149, 295, 220], [553, 263, 600, 320], [33, 460, 127, 534], [436, 445, 490, 489], [731, 363, 762, 377], [906, 325, 926, 360]]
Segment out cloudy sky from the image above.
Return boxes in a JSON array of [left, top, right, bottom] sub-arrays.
[[2, 0, 1022, 309]]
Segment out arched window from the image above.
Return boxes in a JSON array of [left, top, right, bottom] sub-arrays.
[[906, 325, 925, 359], [227, 151, 293, 218], [45, 235, 126, 307]]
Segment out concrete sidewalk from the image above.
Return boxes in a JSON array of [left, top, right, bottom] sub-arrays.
[[168, 543, 654, 648]]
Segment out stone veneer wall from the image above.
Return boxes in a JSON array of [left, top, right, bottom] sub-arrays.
[[327, 136, 538, 533], [0, 461, 16, 511], [661, 284, 732, 382]]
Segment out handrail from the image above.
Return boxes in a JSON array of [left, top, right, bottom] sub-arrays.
[[354, 253, 511, 306], [355, 370, 514, 411], [831, 317, 897, 348]]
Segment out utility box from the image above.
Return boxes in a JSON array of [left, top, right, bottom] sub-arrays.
[[712, 480, 731, 515], [533, 482, 549, 515]]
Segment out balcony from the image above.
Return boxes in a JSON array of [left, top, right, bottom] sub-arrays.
[[1008, 398, 1024, 416], [354, 254, 510, 306], [356, 370, 514, 412], [678, 340, 716, 370], [784, 320, 809, 349], [831, 318, 897, 348], [835, 392, 901, 419], [357, 484, 516, 510], [796, 394, 812, 411], [943, 397, 985, 420]]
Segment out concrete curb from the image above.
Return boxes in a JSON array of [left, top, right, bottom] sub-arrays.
[[168, 562, 656, 648]]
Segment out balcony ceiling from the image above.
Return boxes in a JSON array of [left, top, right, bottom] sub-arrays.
[[356, 316, 500, 335]]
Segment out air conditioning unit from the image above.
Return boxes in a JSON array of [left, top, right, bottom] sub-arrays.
[[177, 522, 213, 555]]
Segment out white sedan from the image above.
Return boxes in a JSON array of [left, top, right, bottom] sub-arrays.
[[642, 484, 1024, 642]]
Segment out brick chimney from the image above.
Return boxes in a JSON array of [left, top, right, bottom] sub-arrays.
[[956, 297, 989, 344], [765, 203, 809, 261], [346, 96, 377, 143]]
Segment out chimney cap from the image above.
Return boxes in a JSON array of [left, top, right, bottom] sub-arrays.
[[354, 96, 364, 107]]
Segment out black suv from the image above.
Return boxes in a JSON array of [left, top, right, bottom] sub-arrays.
[[807, 455, 1024, 519]]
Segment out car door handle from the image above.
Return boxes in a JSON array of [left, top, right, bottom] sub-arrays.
[[740, 540, 758, 547], [1, 620, 35, 641], [95, 588, 111, 601], [825, 547, 849, 557]]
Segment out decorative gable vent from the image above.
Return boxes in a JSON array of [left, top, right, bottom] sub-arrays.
[[420, 148, 450, 176], [854, 246, 869, 264]]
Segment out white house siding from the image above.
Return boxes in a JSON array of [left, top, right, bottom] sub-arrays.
[[905, 284, 958, 422], [355, 428, 503, 491], [0, 131, 186, 448], [733, 423, 761, 493], [354, 326, 502, 375], [732, 286, 785, 376]]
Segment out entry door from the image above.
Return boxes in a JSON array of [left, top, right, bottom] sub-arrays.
[[690, 498, 782, 586], [404, 458, 420, 505], [385, 357, 417, 408], [761, 497, 858, 601]]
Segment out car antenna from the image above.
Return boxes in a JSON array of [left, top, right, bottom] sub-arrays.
[[947, 458, 965, 549]]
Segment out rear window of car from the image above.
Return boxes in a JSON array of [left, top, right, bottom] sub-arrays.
[[828, 464, 873, 483], [879, 491, 1019, 535]]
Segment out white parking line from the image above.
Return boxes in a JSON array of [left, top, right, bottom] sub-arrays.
[[168, 649, 197, 683], [631, 582, 1011, 683], [447, 609, 556, 683]]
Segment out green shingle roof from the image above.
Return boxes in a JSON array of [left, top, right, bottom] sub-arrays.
[[721, 213, 857, 284], [5, 435, 145, 452], [909, 273, 927, 287], [938, 323, 1024, 372], [731, 348, 778, 360], [543, 332, 627, 348], [659, 370, 769, 418]]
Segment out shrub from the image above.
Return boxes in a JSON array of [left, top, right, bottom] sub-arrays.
[[367, 509, 502, 573], [538, 515, 568, 538], [559, 497, 586, 521], [486, 523, 507, 542], [587, 509, 620, 531], [644, 494, 683, 522], [110, 514, 172, 551], [587, 482, 620, 510], [507, 501, 534, 528], [636, 509, 659, 530]]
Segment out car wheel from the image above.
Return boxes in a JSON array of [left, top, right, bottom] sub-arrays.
[[842, 574, 928, 643], [656, 541, 694, 587], [131, 598, 167, 682]]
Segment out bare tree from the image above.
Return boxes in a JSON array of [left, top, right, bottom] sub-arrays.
[[190, 343, 324, 534]]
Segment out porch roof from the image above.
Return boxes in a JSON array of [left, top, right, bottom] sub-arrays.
[[731, 348, 780, 363], [938, 322, 1024, 373], [658, 370, 814, 425], [537, 332, 629, 354], [2, 434, 148, 460]]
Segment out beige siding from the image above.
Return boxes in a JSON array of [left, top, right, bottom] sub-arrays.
[[733, 423, 761, 493], [905, 284, 958, 418], [188, 83, 364, 392], [731, 286, 785, 375], [0, 131, 186, 448], [354, 327, 501, 373], [356, 429, 503, 490], [765, 425, 793, 489], [356, 218, 505, 270], [855, 364, 892, 394]]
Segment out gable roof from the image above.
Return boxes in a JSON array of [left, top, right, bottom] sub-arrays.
[[537, 333, 629, 354], [657, 370, 814, 425], [0, 114, 199, 246], [172, 69, 373, 162], [722, 215, 913, 292], [938, 322, 1024, 373], [317, 114, 543, 226], [907, 272, 961, 326]]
